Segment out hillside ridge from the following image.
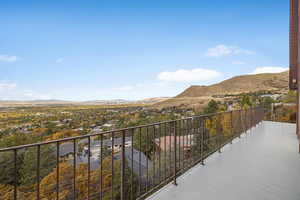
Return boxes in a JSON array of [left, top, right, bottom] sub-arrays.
[[177, 71, 288, 98], [155, 71, 289, 109]]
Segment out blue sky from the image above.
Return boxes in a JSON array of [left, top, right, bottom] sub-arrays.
[[0, 0, 289, 101]]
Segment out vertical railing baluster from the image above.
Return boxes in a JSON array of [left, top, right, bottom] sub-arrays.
[[111, 132, 114, 200], [185, 119, 188, 168], [189, 119, 192, 166], [239, 110, 242, 138], [164, 123, 167, 181], [198, 118, 202, 163], [197, 117, 201, 161], [182, 121, 185, 170], [173, 121, 177, 185], [121, 130, 126, 200], [169, 123, 172, 178], [146, 127, 149, 192], [187, 119, 189, 167], [178, 120, 181, 171], [153, 125, 156, 187], [158, 124, 161, 183], [183, 120, 188, 169], [14, 149, 17, 200], [37, 145, 40, 200], [56, 142, 59, 200], [100, 134, 103, 200], [88, 137, 91, 200], [218, 114, 222, 153], [73, 139, 76, 199], [231, 111, 234, 144], [131, 129, 134, 200], [244, 109, 247, 132], [191, 118, 195, 164], [138, 128, 142, 195], [198, 117, 201, 161], [201, 117, 205, 166]]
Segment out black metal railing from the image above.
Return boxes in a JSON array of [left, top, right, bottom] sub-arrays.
[[0, 107, 264, 200]]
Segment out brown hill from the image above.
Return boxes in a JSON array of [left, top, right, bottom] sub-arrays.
[[156, 71, 289, 109], [177, 71, 288, 98]]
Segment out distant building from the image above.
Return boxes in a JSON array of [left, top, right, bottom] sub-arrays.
[[155, 135, 194, 152], [260, 94, 281, 100]]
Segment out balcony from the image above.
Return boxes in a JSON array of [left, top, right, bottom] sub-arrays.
[[1, 108, 295, 200], [147, 121, 300, 200]]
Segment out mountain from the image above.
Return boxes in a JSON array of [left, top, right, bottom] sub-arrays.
[[156, 71, 289, 108], [82, 99, 133, 105], [177, 71, 288, 98], [0, 98, 170, 108], [0, 72, 289, 108], [136, 97, 170, 104]]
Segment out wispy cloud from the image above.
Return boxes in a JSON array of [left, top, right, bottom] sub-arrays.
[[0, 83, 17, 91], [205, 45, 255, 57], [115, 84, 144, 91], [0, 55, 18, 62], [0, 82, 52, 100], [250, 66, 288, 74], [56, 58, 64, 63], [157, 68, 221, 82]]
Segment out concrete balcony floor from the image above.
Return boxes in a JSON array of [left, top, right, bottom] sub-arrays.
[[147, 121, 300, 200]]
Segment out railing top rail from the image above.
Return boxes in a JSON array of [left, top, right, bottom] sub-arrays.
[[0, 107, 262, 152]]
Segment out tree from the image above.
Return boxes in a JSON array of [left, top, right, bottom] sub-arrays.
[[0, 132, 40, 186], [20, 145, 56, 185], [0, 151, 23, 185], [45, 130, 80, 141], [259, 96, 274, 110], [203, 100, 219, 114], [240, 95, 252, 108], [283, 90, 297, 103], [37, 157, 137, 200], [133, 127, 156, 158]]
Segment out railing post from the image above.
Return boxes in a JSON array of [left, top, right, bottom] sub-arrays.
[[173, 121, 178, 186], [201, 118, 205, 166], [245, 108, 248, 134], [37, 145, 40, 200], [14, 149, 17, 200], [121, 130, 126, 200], [218, 114, 222, 153], [111, 132, 115, 199], [239, 110, 242, 138], [100, 134, 103, 200], [87, 137, 91, 200], [230, 111, 233, 144], [56, 142, 60, 200], [73, 139, 76, 200]]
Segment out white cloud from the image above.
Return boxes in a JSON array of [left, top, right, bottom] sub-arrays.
[[232, 61, 245, 65], [0, 55, 18, 62], [157, 68, 221, 82], [250, 66, 288, 74], [205, 45, 255, 57], [56, 58, 64, 63]]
